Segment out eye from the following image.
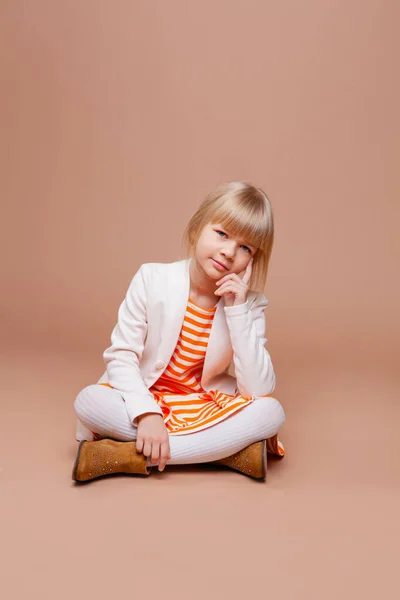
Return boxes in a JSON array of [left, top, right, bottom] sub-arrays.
[[216, 230, 227, 237], [240, 245, 251, 253]]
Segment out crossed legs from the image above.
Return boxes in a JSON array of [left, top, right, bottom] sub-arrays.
[[74, 384, 286, 465]]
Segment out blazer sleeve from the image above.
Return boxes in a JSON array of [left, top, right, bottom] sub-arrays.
[[223, 294, 276, 398], [102, 264, 163, 425]]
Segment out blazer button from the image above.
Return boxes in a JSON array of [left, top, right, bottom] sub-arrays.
[[155, 361, 165, 370]]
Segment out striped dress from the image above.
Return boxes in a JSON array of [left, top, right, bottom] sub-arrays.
[[101, 297, 285, 457]]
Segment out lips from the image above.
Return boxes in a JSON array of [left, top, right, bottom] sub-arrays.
[[212, 258, 229, 270]]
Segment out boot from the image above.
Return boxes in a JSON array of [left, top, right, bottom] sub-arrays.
[[210, 440, 267, 481], [72, 438, 150, 483]]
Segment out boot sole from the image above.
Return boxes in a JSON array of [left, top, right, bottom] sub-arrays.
[[72, 440, 86, 482], [261, 439, 267, 481]]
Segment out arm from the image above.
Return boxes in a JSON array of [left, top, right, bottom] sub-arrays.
[[103, 264, 163, 425], [223, 294, 276, 398]]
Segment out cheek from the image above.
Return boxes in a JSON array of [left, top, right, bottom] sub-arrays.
[[237, 257, 251, 274], [202, 235, 215, 250], [197, 239, 211, 257], [237, 255, 249, 268]]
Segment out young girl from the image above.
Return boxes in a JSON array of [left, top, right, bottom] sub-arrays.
[[73, 181, 286, 483]]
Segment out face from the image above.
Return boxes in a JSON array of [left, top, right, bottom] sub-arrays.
[[193, 222, 257, 280]]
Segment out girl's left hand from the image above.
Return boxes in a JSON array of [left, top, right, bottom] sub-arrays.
[[214, 258, 253, 307]]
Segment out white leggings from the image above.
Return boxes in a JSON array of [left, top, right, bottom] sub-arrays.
[[74, 384, 286, 466]]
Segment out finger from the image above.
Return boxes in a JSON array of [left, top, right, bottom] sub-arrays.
[[215, 274, 229, 285], [215, 283, 238, 295], [216, 273, 241, 285], [151, 442, 160, 465], [143, 440, 153, 458], [136, 436, 143, 452], [242, 259, 253, 285], [158, 441, 170, 472]]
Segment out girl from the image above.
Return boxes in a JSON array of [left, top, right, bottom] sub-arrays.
[[73, 181, 286, 483]]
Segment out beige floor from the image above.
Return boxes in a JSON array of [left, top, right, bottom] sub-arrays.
[[1, 349, 398, 599]]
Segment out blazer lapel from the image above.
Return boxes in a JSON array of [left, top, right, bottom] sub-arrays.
[[161, 258, 191, 362], [161, 257, 233, 386]]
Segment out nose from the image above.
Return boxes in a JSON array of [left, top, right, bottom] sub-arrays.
[[221, 241, 236, 259]]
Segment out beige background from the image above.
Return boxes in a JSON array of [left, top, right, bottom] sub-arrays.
[[1, 1, 399, 599]]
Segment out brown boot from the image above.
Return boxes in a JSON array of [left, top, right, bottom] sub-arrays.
[[211, 440, 267, 481], [72, 439, 150, 483]]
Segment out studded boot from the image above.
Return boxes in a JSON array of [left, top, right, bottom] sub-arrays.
[[72, 438, 150, 483], [210, 440, 267, 481]]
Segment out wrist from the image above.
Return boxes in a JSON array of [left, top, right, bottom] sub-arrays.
[[136, 412, 163, 423]]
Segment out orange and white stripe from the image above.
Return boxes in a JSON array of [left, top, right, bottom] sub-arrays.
[[149, 300, 248, 432]]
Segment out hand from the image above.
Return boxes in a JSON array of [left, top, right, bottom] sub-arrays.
[[214, 258, 253, 307], [135, 413, 171, 472]]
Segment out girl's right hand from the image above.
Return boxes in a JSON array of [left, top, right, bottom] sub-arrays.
[[135, 413, 171, 472]]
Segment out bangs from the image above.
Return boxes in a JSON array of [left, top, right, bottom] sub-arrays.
[[210, 198, 269, 249]]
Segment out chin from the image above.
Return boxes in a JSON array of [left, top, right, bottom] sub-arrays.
[[206, 265, 220, 278]]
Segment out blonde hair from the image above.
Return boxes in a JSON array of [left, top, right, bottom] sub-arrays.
[[181, 181, 274, 292]]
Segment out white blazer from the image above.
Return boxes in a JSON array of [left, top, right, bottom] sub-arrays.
[[95, 258, 276, 425]]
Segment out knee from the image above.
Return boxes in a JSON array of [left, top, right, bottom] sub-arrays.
[[74, 384, 99, 418], [254, 395, 286, 430]]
